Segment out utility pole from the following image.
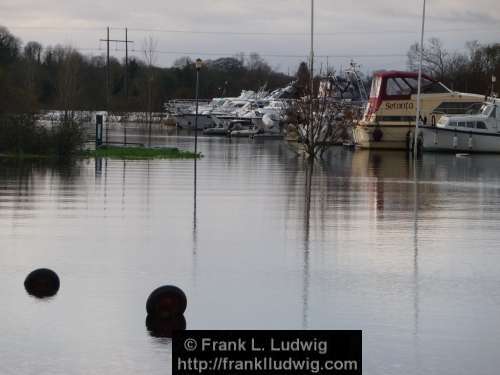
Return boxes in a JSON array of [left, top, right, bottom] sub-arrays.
[[100, 27, 134, 144], [125, 28, 129, 99]]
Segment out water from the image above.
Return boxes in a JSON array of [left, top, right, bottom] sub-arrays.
[[1, 127, 500, 374]]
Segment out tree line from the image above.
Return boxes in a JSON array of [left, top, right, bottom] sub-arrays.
[[0, 25, 291, 115], [407, 38, 500, 95]]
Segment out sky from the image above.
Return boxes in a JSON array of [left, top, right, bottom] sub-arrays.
[[1, 0, 500, 74]]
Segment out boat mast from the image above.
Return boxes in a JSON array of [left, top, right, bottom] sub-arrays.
[[414, 0, 427, 158], [310, 0, 314, 97]]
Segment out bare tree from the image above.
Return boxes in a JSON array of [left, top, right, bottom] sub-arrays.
[[56, 46, 81, 121], [407, 37, 449, 80], [142, 36, 158, 146], [284, 64, 359, 159]]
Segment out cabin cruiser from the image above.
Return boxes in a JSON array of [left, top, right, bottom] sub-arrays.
[[166, 90, 262, 130], [418, 98, 500, 153], [353, 71, 484, 149]]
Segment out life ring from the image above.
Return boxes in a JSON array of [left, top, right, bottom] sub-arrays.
[[372, 127, 383, 142]]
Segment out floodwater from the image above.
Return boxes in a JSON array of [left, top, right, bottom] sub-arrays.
[[1, 126, 500, 374]]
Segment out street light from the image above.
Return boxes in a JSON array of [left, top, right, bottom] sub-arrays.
[[492, 75, 497, 97], [194, 58, 203, 157]]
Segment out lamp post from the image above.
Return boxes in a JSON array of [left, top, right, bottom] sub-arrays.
[[492, 75, 497, 97], [194, 58, 202, 157]]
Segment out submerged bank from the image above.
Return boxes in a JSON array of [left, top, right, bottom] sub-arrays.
[[0, 146, 200, 161], [84, 146, 200, 160]]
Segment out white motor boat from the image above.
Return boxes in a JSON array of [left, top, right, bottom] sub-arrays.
[[419, 98, 500, 153]]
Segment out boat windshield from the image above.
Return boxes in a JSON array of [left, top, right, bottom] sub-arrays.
[[480, 104, 494, 117], [385, 76, 450, 96]]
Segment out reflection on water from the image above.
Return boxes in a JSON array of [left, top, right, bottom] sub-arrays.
[[1, 129, 500, 374]]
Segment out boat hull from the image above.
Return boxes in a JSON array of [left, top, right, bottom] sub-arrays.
[[420, 126, 500, 153], [175, 114, 213, 130], [353, 124, 412, 150]]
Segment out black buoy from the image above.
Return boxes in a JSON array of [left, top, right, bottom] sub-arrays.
[[24, 268, 60, 298], [146, 285, 187, 318], [146, 314, 187, 338]]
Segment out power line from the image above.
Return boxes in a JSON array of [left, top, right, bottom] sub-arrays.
[[7, 25, 500, 36], [78, 47, 407, 59]]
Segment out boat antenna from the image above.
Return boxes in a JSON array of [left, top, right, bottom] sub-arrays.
[[414, 0, 427, 159]]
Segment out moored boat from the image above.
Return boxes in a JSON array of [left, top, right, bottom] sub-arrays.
[[353, 71, 484, 150], [418, 98, 500, 153]]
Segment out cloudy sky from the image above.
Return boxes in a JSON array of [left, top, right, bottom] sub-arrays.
[[1, 0, 500, 73]]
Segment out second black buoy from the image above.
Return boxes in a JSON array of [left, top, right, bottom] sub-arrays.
[[24, 268, 60, 298]]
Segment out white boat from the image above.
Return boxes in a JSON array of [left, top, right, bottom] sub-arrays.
[[418, 98, 500, 153], [353, 71, 484, 150], [228, 119, 256, 137]]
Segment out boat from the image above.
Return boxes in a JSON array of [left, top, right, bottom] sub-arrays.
[[353, 71, 484, 150], [228, 119, 256, 137], [418, 98, 500, 153]]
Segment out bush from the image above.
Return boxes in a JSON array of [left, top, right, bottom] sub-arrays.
[[0, 114, 85, 158]]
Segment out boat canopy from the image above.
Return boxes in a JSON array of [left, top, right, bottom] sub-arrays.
[[366, 71, 451, 116]]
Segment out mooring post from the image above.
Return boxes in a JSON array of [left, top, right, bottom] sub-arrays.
[[96, 114, 103, 147]]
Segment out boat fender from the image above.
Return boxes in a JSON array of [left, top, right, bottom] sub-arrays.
[[24, 268, 60, 298], [468, 135, 473, 149], [453, 134, 458, 149], [373, 127, 383, 142], [417, 136, 423, 157], [146, 285, 187, 318], [434, 130, 438, 145], [406, 131, 412, 152]]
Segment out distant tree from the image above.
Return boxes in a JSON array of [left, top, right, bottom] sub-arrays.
[[246, 52, 271, 73], [296, 62, 311, 96], [24, 41, 42, 64], [209, 57, 244, 72], [56, 47, 82, 120], [407, 37, 449, 80], [173, 56, 192, 68], [0, 26, 20, 65]]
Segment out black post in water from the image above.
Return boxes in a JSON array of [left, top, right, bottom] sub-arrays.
[[96, 114, 103, 147], [194, 59, 203, 157]]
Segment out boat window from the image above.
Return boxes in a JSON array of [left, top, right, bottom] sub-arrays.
[[466, 122, 475, 128], [421, 79, 450, 94], [386, 78, 411, 96], [449, 122, 458, 127], [477, 121, 487, 129], [434, 102, 483, 115], [403, 77, 418, 91], [458, 122, 466, 127], [400, 77, 449, 94], [370, 77, 382, 98]]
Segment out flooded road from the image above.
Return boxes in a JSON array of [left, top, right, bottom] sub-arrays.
[[1, 127, 500, 374]]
